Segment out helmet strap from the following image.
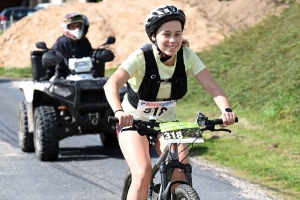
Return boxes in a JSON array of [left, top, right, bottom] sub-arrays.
[[154, 42, 172, 62]]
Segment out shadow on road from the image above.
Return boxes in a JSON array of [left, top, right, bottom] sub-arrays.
[[58, 145, 124, 162], [57, 145, 160, 162]]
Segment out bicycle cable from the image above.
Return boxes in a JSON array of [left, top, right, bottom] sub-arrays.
[[162, 134, 202, 165]]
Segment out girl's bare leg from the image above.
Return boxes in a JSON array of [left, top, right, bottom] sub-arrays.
[[118, 130, 152, 200]]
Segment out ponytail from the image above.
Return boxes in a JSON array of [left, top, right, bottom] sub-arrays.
[[182, 38, 189, 47]]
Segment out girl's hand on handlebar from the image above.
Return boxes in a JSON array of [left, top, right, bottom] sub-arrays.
[[115, 111, 133, 127], [220, 111, 237, 127]]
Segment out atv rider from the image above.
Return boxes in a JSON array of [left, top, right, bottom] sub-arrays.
[[41, 12, 94, 80]]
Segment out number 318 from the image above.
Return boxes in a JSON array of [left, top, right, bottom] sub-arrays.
[[163, 131, 183, 139]]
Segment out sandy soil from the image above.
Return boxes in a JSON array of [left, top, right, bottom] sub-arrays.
[[0, 0, 289, 68]]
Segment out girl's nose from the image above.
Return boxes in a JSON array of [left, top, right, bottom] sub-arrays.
[[169, 36, 175, 42]]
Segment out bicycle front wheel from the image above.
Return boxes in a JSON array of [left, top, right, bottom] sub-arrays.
[[121, 169, 132, 200], [172, 184, 200, 200]]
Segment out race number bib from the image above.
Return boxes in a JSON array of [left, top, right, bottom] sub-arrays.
[[159, 122, 204, 143], [135, 100, 176, 119]]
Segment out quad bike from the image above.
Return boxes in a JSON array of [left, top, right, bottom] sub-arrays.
[[18, 36, 126, 161]]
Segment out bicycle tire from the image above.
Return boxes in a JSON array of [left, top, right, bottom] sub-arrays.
[[121, 169, 132, 200], [172, 184, 200, 200]]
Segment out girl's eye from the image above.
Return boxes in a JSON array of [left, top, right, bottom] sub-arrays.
[[163, 33, 181, 37]]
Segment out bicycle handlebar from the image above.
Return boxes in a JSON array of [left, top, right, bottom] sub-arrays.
[[205, 117, 238, 125], [108, 116, 160, 127], [108, 115, 238, 130]]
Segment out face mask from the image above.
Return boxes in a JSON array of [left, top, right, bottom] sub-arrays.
[[68, 28, 83, 40]]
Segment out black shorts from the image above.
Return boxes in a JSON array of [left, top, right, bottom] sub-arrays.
[[116, 123, 123, 138]]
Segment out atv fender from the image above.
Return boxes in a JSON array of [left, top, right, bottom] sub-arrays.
[[19, 80, 52, 132], [19, 81, 51, 102]]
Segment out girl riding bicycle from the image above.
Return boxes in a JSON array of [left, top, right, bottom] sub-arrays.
[[103, 5, 237, 200]]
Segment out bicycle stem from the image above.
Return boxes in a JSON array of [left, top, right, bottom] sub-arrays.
[[169, 144, 179, 161]]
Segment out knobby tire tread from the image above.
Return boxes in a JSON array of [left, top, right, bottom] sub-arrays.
[[100, 133, 119, 148], [100, 108, 119, 148], [34, 105, 59, 161], [18, 100, 34, 152], [173, 184, 200, 200]]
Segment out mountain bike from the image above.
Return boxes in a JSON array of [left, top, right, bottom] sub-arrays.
[[108, 112, 238, 200]]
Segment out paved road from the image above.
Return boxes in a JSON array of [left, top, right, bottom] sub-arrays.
[[0, 78, 279, 200]]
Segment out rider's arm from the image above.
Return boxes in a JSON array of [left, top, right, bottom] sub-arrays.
[[104, 49, 141, 112], [104, 49, 143, 126], [85, 38, 93, 56], [51, 36, 68, 66], [195, 68, 236, 126], [195, 69, 230, 110], [186, 48, 236, 126], [186, 48, 229, 110], [104, 67, 129, 112], [104, 67, 134, 126]]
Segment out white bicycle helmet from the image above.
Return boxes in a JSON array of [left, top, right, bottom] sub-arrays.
[[145, 5, 186, 43], [62, 12, 89, 41]]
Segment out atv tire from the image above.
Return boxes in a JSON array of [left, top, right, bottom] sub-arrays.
[[100, 133, 119, 148], [18, 101, 34, 152], [100, 108, 119, 148], [34, 105, 59, 161]]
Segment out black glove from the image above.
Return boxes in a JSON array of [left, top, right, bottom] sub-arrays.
[[92, 69, 100, 78]]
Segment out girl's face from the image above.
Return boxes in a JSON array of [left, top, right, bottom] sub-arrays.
[[152, 20, 183, 57]]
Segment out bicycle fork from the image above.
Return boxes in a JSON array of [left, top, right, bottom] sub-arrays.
[[148, 144, 193, 200]]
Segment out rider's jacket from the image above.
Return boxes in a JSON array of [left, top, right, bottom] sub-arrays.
[[51, 35, 93, 78]]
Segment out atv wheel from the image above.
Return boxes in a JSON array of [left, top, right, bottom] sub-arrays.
[[100, 108, 119, 148], [34, 105, 59, 161], [18, 101, 34, 152], [100, 133, 119, 148]]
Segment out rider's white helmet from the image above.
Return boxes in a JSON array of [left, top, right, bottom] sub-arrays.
[[62, 12, 89, 41]]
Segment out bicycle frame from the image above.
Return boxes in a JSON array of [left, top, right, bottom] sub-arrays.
[[148, 142, 193, 200], [108, 113, 237, 200]]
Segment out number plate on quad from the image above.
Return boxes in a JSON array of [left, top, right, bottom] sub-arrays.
[[159, 122, 204, 143]]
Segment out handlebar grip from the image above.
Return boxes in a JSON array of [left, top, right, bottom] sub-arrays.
[[213, 117, 239, 125], [213, 119, 223, 125], [108, 116, 119, 123]]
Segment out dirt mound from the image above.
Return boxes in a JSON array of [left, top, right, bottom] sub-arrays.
[[0, 0, 288, 69]]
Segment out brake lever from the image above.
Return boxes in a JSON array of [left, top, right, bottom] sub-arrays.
[[137, 124, 159, 136], [203, 125, 231, 133], [137, 124, 148, 136], [214, 128, 231, 133]]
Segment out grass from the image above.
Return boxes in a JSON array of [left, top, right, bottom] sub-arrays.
[[0, 66, 117, 79], [176, 4, 300, 200], [1, 3, 300, 200], [0, 67, 32, 78]]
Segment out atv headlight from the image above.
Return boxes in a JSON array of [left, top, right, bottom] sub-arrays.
[[49, 84, 74, 98]]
